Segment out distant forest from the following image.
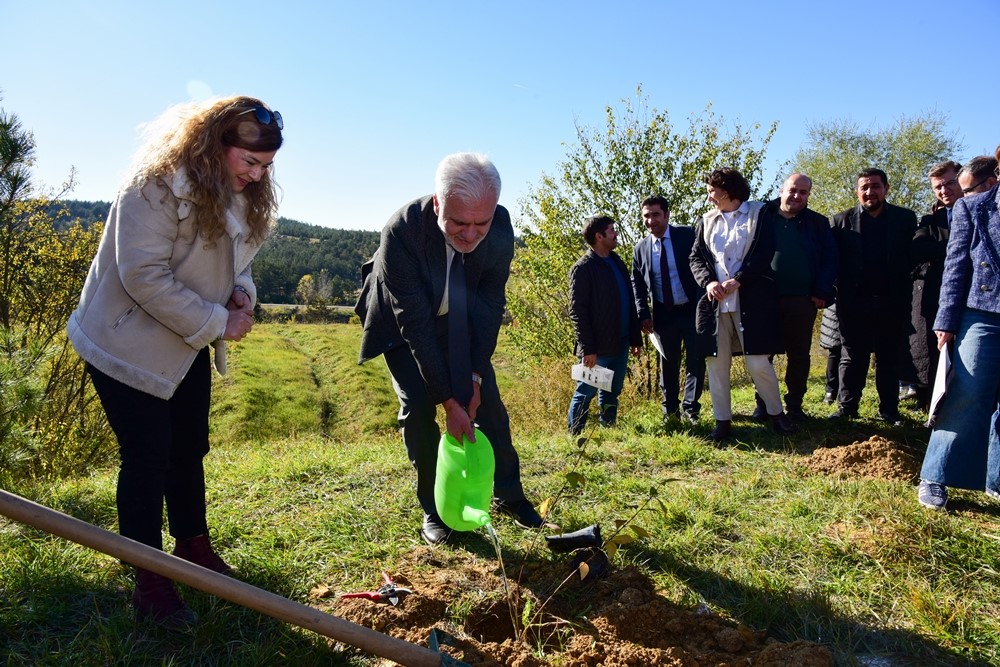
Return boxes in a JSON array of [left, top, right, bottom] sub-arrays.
[[49, 200, 380, 304]]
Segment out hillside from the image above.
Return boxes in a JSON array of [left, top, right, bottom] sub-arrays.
[[49, 200, 379, 304]]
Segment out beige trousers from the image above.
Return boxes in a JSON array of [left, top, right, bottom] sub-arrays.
[[706, 311, 782, 420]]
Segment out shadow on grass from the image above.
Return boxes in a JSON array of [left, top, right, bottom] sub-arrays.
[[637, 545, 993, 667]]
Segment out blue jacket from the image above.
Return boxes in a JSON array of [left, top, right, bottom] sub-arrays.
[[934, 185, 1000, 332]]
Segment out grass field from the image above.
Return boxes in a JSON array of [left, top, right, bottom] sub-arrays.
[[1, 322, 998, 666]]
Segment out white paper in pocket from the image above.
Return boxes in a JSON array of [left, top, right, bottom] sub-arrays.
[[571, 363, 614, 391]]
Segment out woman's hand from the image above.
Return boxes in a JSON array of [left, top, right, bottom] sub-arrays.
[[935, 330, 955, 351]]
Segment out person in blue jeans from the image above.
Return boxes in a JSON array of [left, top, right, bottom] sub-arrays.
[[567, 216, 642, 434], [918, 146, 1000, 510]]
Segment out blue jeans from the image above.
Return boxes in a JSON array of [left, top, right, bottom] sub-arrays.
[[567, 345, 629, 433], [920, 309, 1000, 492]]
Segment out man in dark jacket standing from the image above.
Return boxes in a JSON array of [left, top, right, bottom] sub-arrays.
[[907, 161, 963, 411], [567, 216, 642, 434], [830, 168, 918, 424], [752, 174, 837, 421], [631, 195, 704, 424]]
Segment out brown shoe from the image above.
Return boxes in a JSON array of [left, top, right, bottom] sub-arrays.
[[710, 420, 731, 442], [173, 534, 234, 576], [133, 568, 197, 628]]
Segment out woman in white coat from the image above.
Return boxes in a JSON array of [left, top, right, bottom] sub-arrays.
[[68, 96, 283, 626]]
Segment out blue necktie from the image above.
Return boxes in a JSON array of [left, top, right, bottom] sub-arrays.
[[659, 238, 674, 309]]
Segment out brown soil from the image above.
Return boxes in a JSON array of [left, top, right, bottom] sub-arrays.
[[804, 435, 920, 482], [317, 546, 833, 666]]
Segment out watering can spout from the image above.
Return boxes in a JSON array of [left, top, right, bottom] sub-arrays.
[[461, 507, 491, 527]]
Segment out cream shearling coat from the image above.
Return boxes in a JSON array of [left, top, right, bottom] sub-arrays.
[[67, 169, 261, 400]]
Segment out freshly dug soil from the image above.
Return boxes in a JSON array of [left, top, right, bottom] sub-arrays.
[[805, 435, 920, 482], [320, 546, 833, 666]]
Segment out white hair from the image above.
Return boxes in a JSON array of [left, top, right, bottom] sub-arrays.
[[434, 152, 501, 205]]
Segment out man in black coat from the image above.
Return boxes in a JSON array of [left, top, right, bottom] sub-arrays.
[[830, 168, 918, 424], [752, 174, 837, 421], [631, 195, 704, 424], [567, 215, 642, 434], [907, 161, 963, 410], [355, 152, 545, 544]]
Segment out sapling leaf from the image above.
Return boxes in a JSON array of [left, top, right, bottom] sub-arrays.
[[611, 534, 634, 545], [614, 519, 627, 529], [578, 562, 590, 581], [539, 497, 553, 518], [605, 542, 618, 557], [565, 471, 585, 488], [576, 437, 587, 448], [630, 525, 651, 539], [648, 486, 658, 497]]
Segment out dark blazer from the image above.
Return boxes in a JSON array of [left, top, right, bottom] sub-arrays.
[[568, 249, 642, 357], [355, 195, 513, 405], [935, 185, 1000, 332], [689, 201, 783, 356], [763, 198, 838, 305], [909, 206, 950, 384], [631, 226, 700, 329], [831, 202, 918, 316]]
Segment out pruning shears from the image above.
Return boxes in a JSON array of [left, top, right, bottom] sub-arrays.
[[341, 571, 413, 606]]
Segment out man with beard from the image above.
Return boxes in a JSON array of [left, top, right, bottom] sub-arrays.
[[829, 168, 918, 425], [355, 152, 546, 545]]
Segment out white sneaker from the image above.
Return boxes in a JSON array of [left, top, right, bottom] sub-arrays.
[[986, 488, 1000, 501]]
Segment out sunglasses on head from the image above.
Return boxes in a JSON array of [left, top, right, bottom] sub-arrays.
[[240, 105, 283, 130]]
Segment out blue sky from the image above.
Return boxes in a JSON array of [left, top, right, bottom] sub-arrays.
[[4, 0, 997, 231]]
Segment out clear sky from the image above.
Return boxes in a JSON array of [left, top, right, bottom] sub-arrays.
[[4, 0, 997, 231]]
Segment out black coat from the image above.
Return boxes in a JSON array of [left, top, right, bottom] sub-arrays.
[[568, 249, 642, 357], [689, 201, 783, 356], [908, 207, 950, 385]]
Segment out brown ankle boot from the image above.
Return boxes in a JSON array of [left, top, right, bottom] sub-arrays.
[[172, 534, 233, 575], [133, 568, 197, 627]]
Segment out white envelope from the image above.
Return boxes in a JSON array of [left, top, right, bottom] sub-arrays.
[[571, 363, 614, 392], [926, 341, 951, 428]]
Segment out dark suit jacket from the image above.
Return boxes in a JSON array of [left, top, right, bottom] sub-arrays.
[[355, 195, 513, 405], [831, 202, 917, 317], [631, 226, 700, 329]]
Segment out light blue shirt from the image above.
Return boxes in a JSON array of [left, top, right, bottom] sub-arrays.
[[652, 229, 689, 306]]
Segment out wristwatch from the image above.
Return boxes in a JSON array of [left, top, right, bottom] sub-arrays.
[[472, 372, 483, 386]]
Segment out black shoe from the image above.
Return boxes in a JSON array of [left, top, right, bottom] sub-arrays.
[[828, 409, 857, 421], [751, 402, 768, 423], [786, 406, 807, 422], [771, 411, 797, 435], [710, 420, 731, 442], [878, 411, 904, 427], [494, 499, 546, 529], [420, 513, 451, 545]]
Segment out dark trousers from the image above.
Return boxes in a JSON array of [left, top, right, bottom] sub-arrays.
[[87, 349, 212, 550], [383, 344, 527, 516], [778, 295, 818, 409], [653, 301, 704, 416], [825, 346, 841, 396], [837, 297, 906, 415]]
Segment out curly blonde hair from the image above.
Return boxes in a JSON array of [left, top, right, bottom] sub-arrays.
[[128, 95, 283, 245]]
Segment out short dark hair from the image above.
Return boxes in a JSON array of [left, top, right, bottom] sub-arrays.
[[961, 155, 999, 181], [928, 160, 962, 179], [641, 195, 669, 214], [856, 168, 888, 187], [705, 168, 751, 203], [583, 215, 615, 247]]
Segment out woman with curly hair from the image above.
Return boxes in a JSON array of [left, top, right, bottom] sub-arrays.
[[67, 96, 283, 626]]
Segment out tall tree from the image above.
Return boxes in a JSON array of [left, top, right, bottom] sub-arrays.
[[791, 112, 963, 218], [508, 87, 778, 362]]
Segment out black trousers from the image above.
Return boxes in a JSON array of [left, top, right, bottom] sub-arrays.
[[778, 295, 819, 409], [383, 344, 527, 516], [652, 301, 704, 416], [87, 349, 212, 550], [837, 297, 906, 415]]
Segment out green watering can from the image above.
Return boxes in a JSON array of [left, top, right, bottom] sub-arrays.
[[434, 427, 495, 531]]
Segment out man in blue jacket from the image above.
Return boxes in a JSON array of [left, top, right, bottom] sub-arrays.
[[752, 174, 837, 421], [567, 216, 642, 434]]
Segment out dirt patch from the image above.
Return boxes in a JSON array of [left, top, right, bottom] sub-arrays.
[[805, 436, 919, 482], [318, 546, 832, 666]]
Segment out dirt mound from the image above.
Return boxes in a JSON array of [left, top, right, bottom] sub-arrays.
[[319, 546, 832, 666], [805, 436, 919, 482]]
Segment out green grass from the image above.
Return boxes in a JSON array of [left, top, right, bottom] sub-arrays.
[[2, 322, 999, 665]]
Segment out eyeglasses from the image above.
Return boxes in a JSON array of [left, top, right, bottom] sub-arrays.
[[240, 105, 283, 130], [962, 179, 988, 194]]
